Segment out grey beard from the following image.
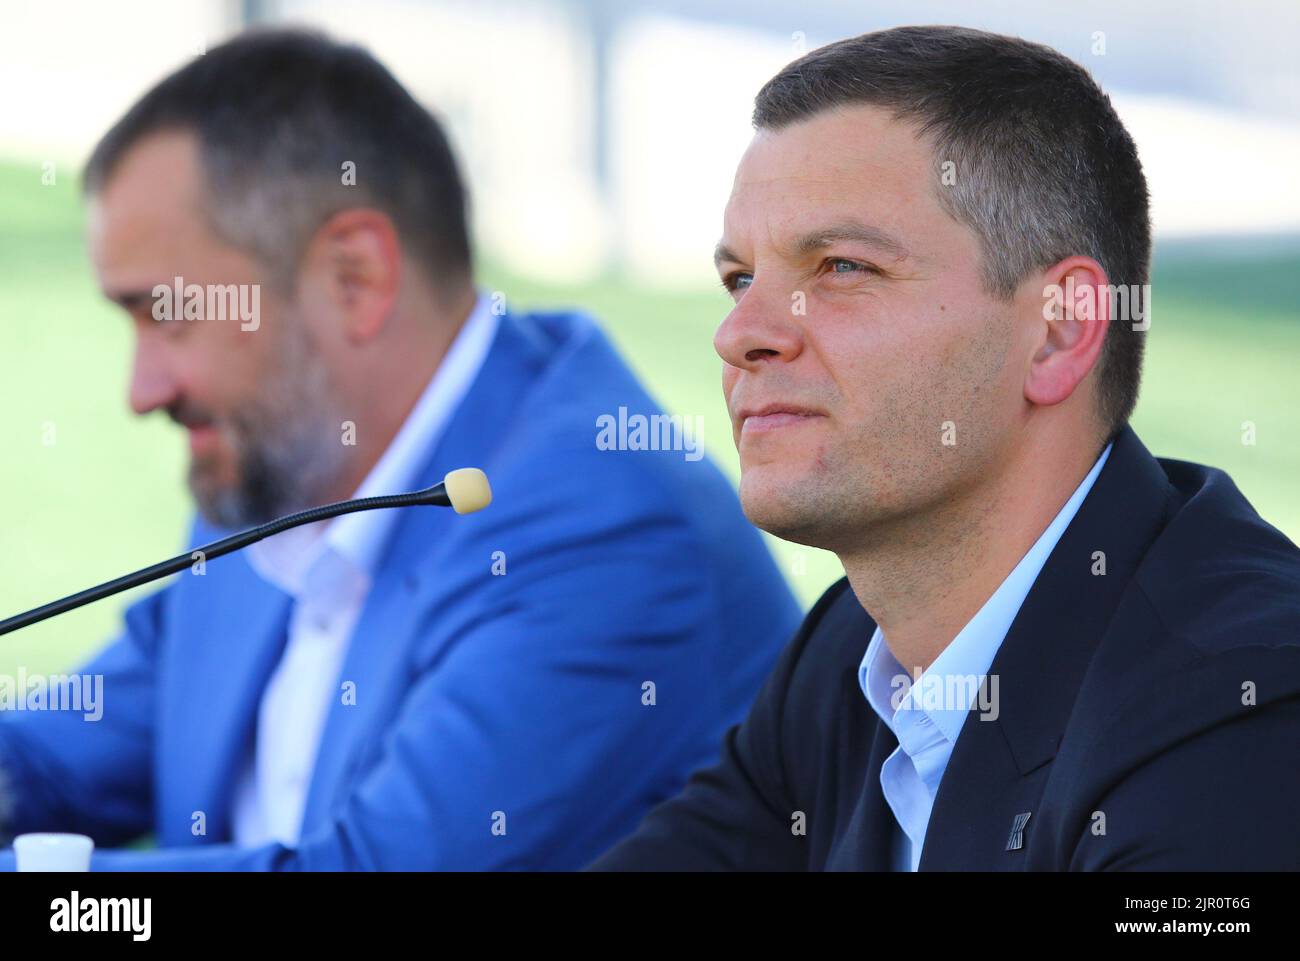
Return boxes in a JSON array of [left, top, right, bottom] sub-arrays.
[[196, 405, 348, 529], [192, 326, 350, 529]]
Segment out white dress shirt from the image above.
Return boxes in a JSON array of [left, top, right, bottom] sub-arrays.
[[231, 292, 499, 847], [859, 441, 1113, 871]]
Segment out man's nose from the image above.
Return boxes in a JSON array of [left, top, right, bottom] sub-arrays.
[[713, 285, 804, 372], [127, 333, 179, 416]]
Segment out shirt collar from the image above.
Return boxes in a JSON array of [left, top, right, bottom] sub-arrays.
[[860, 440, 1113, 743], [246, 290, 500, 595]]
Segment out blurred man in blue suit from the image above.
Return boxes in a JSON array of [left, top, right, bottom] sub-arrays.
[[0, 29, 800, 870]]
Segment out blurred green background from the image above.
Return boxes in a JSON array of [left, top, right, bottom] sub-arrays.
[[2, 157, 1298, 677]]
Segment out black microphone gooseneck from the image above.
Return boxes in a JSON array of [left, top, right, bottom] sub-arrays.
[[0, 468, 491, 638]]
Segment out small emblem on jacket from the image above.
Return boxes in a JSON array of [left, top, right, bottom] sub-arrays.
[[1006, 812, 1032, 851]]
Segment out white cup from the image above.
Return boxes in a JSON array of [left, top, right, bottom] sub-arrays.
[[13, 833, 94, 872]]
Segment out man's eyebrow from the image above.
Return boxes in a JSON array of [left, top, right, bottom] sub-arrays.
[[105, 289, 156, 311], [713, 222, 911, 270], [791, 222, 910, 260], [713, 242, 741, 268]]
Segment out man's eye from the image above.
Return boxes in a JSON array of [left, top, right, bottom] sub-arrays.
[[824, 258, 875, 276], [721, 272, 753, 293]]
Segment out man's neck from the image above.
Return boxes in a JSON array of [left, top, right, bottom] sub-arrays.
[[839, 433, 1101, 675], [318, 286, 478, 506]]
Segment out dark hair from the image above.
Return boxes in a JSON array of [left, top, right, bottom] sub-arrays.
[[84, 27, 472, 295], [753, 25, 1150, 438]]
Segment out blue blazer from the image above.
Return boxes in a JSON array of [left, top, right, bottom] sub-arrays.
[[0, 308, 801, 870], [592, 425, 1300, 870]]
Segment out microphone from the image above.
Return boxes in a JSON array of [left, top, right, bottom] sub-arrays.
[[0, 467, 492, 638]]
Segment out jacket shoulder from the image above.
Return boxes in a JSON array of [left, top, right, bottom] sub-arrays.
[[1137, 455, 1300, 657]]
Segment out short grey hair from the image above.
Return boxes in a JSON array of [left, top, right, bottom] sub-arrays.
[[84, 28, 472, 297]]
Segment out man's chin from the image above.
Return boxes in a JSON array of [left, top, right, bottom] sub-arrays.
[[190, 487, 237, 529], [187, 463, 249, 529], [738, 470, 827, 548]]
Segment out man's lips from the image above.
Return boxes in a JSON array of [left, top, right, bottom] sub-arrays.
[[183, 422, 220, 454], [736, 404, 825, 434]]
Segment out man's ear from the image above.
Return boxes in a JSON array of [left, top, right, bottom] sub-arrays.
[[1024, 255, 1111, 409], [299, 208, 402, 344]]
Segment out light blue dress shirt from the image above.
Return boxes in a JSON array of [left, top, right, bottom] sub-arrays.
[[858, 441, 1112, 871]]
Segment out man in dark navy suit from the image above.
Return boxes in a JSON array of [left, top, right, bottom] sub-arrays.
[[592, 26, 1300, 871]]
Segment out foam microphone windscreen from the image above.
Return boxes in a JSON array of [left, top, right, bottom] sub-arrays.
[[443, 467, 492, 514]]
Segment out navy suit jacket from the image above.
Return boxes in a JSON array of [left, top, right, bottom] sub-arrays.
[[0, 308, 801, 870], [592, 426, 1300, 870]]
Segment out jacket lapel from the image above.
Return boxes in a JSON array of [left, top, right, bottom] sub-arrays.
[[919, 426, 1175, 869], [825, 705, 902, 871], [296, 310, 548, 832], [160, 566, 293, 845]]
